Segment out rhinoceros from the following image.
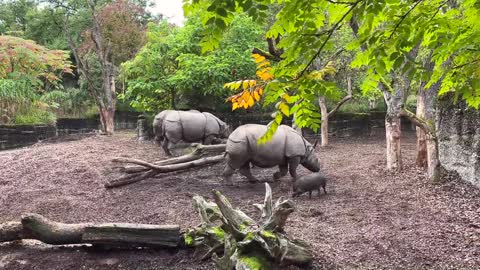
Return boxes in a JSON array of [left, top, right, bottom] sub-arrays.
[[153, 110, 230, 156], [223, 124, 320, 185]]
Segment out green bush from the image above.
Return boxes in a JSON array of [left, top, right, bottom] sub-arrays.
[[13, 108, 56, 125]]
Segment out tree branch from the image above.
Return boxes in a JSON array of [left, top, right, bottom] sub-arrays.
[[389, 0, 424, 39], [252, 47, 281, 62], [296, 0, 362, 80], [400, 108, 436, 138]]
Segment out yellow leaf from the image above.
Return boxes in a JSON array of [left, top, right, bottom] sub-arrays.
[[257, 61, 270, 68], [242, 80, 249, 90], [282, 93, 292, 103], [279, 102, 290, 116], [249, 80, 256, 87], [232, 102, 238, 111], [252, 53, 266, 63], [258, 87, 263, 95], [234, 81, 242, 89], [247, 95, 254, 107], [243, 101, 249, 109], [253, 90, 260, 101], [253, 54, 266, 63], [241, 91, 250, 102], [224, 82, 230, 88]]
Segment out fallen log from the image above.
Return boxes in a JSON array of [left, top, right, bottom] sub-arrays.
[[107, 143, 226, 189], [106, 154, 225, 188], [116, 144, 226, 173], [0, 213, 181, 248]]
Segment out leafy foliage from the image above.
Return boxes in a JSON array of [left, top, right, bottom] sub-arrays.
[[0, 35, 72, 89], [121, 14, 264, 112], [187, 0, 480, 141]]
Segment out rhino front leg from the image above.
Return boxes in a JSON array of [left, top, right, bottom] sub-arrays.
[[287, 156, 301, 180], [203, 135, 215, 145], [239, 163, 260, 183], [273, 164, 288, 181], [222, 163, 235, 186]]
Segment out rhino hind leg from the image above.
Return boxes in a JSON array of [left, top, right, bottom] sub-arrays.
[[239, 163, 260, 183], [273, 164, 288, 181], [162, 138, 173, 156], [287, 157, 301, 180]]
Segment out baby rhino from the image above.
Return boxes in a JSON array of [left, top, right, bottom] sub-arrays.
[[292, 173, 327, 199]]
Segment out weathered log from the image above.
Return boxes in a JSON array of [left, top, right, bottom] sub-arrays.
[[106, 154, 225, 188], [0, 213, 181, 248], [105, 170, 158, 188], [82, 223, 180, 248]]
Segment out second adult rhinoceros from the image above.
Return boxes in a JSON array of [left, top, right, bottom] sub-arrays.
[[153, 110, 230, 156], [223, 124, 320, 185]]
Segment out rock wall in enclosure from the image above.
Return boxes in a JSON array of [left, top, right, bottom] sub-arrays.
[[438, 96, 480, 187], [0, 125, 57, 150]]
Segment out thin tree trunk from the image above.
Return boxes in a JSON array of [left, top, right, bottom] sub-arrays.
[[385, 115, 402, 170], [415, 93, 428, 168], [427, 135, 440, 182], [319, 96, 329, 147]]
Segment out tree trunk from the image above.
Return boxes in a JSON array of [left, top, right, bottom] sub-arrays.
[[385, 114, 402, 170], [99, 106, 115, 135], [319, 96, 329, 147], [415, 93, 428, 168], [318, 75, 353, 147], [0, 213, 180, 248], [427, 135, 440, 182]]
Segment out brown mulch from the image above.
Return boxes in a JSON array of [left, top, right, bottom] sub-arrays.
[[0, 130, 479, 270]]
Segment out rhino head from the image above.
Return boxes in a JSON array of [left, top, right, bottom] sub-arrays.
[[218, 121, 231, 138], [301, 140, 320, 172]]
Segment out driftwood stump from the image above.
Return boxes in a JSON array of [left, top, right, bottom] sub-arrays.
[[106, 143, 226, 188], [185, 183, 313, 269]]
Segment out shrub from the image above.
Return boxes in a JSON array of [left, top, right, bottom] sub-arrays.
[[13, 107, 56, 125]]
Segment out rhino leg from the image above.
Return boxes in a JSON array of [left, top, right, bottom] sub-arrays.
[[162, 138, 173, 156], [273, 164, 288, 181], [203, 135, 215, 145], [222, 163, 235, 186], [239, 163, 259, 183], [287, 157, 301, 180]]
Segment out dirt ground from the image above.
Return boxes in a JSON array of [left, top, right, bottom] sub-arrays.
[[0, 131, 479, 270]]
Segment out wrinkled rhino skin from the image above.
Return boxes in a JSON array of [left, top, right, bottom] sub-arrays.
[[153, 110, 230, 155], [223, 124, 320, 185]]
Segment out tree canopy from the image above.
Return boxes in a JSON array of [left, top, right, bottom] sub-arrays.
[[185, 0, 480, 139]]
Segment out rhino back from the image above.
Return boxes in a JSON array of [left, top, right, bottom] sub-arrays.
[[226, 124, 287, 167], [178, 111, 207, 142], [202, 112, 222, 136]]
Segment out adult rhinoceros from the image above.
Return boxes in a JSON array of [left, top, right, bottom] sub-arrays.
[[153, 110, 230, 156], [223, 124, 320, 185]]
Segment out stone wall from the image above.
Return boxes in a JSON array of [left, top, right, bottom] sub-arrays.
[[438, 95, 480, 187], [0, 125, 57, 150]]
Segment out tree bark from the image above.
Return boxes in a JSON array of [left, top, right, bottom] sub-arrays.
[[415, 92, 428, 168], [0, 213, 180, 248], [385, 114, 402, 170], [319, 96, 329, 147], [318, 75, 353, 147]]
